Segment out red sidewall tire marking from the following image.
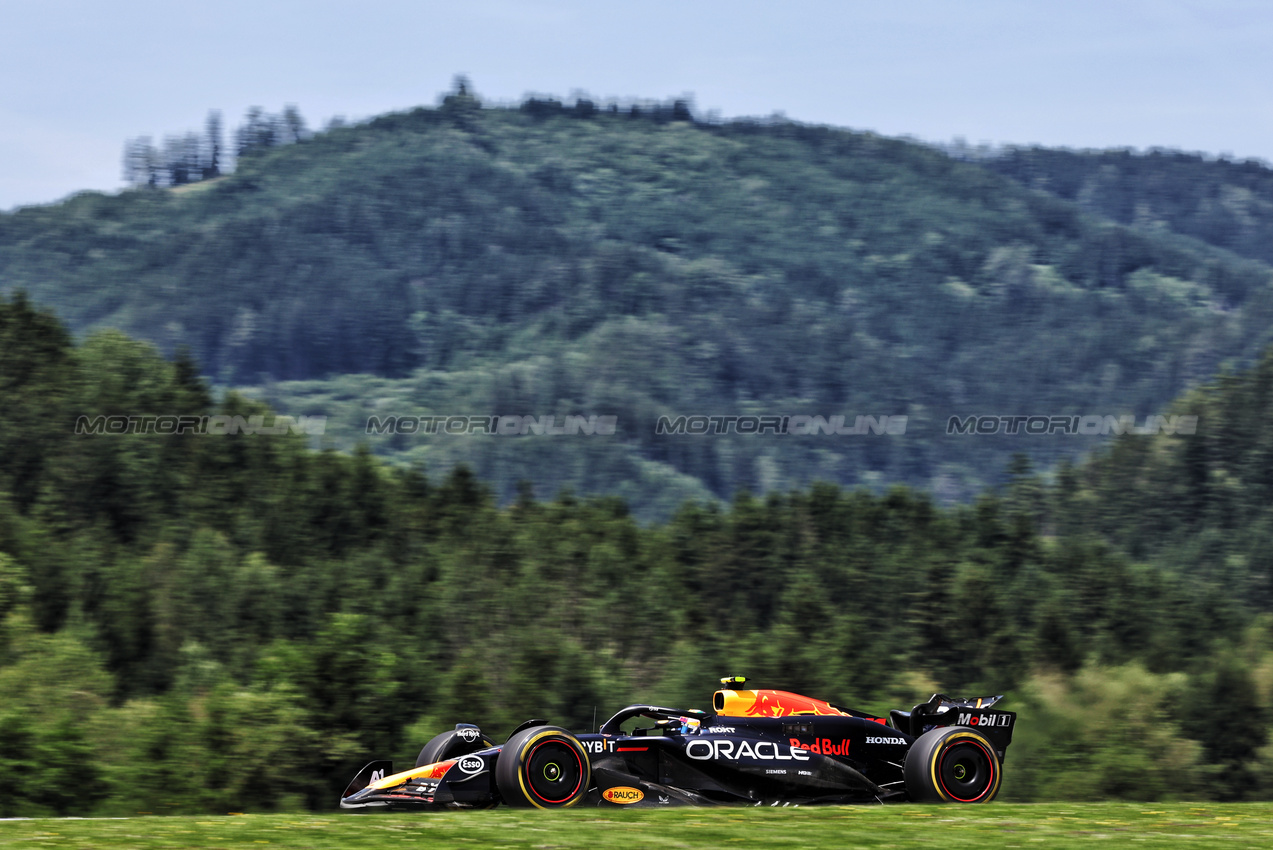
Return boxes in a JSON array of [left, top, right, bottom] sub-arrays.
[[524, 739, 584, 805], [935, 737, 996, 802]]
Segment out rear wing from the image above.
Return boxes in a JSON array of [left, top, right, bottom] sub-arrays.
[[890, 694, 1016, 759]]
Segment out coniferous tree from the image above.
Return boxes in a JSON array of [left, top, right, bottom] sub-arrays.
[[203, 110, 223, 179], [121, 136, 160, 187]]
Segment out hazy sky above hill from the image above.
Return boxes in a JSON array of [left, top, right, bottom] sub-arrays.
[[1, 0, 1269, 211]]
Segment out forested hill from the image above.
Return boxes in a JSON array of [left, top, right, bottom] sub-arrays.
[[4, 92, 1273, 513], [985, 146, 1273, 266]]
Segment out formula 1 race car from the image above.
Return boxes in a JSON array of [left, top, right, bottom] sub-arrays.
[[340, 676, 1016, 810]]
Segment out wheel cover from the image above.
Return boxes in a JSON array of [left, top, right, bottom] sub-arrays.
[[524, 740, 584, 805], [937, 739, 996, 802]]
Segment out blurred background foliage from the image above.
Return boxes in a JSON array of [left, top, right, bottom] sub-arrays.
[[5, 92, 1273, 515], [5, 294, 1273, 812], [8, 87, 1273, 813]]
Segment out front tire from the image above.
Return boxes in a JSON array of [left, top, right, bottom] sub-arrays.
[[495, 726, 591, 808], [904, 726, 1001, 803]]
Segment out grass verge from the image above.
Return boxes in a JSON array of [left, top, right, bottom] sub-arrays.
[[2, 802, 1272, 849]]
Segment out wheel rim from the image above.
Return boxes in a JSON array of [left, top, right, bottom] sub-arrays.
[[524, 740, 584, 804], [937, 739, 996, 802]]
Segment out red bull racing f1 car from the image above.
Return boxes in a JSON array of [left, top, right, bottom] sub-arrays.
[[340, 677, 1016, 810]]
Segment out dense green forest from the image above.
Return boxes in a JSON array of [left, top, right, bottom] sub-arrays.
[[986, 146, 1273, 266], [4, 89, 1273, 513], [3, 294, 1273, 815]]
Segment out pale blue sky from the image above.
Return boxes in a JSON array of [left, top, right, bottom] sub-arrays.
[[2, 0, 1270, 210]]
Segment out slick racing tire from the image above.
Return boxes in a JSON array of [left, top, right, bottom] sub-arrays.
[[414, 728, 495, 769], [904, 726, 1001, 803], [495, 726, 591, 808]]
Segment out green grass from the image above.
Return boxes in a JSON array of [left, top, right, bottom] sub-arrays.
[[2, 803, 1273, 849]]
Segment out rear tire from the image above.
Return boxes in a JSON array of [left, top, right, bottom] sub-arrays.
[[414, 728, 494, 769], [495, 726, 591, 808], [904, 726, 1001, 803]]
